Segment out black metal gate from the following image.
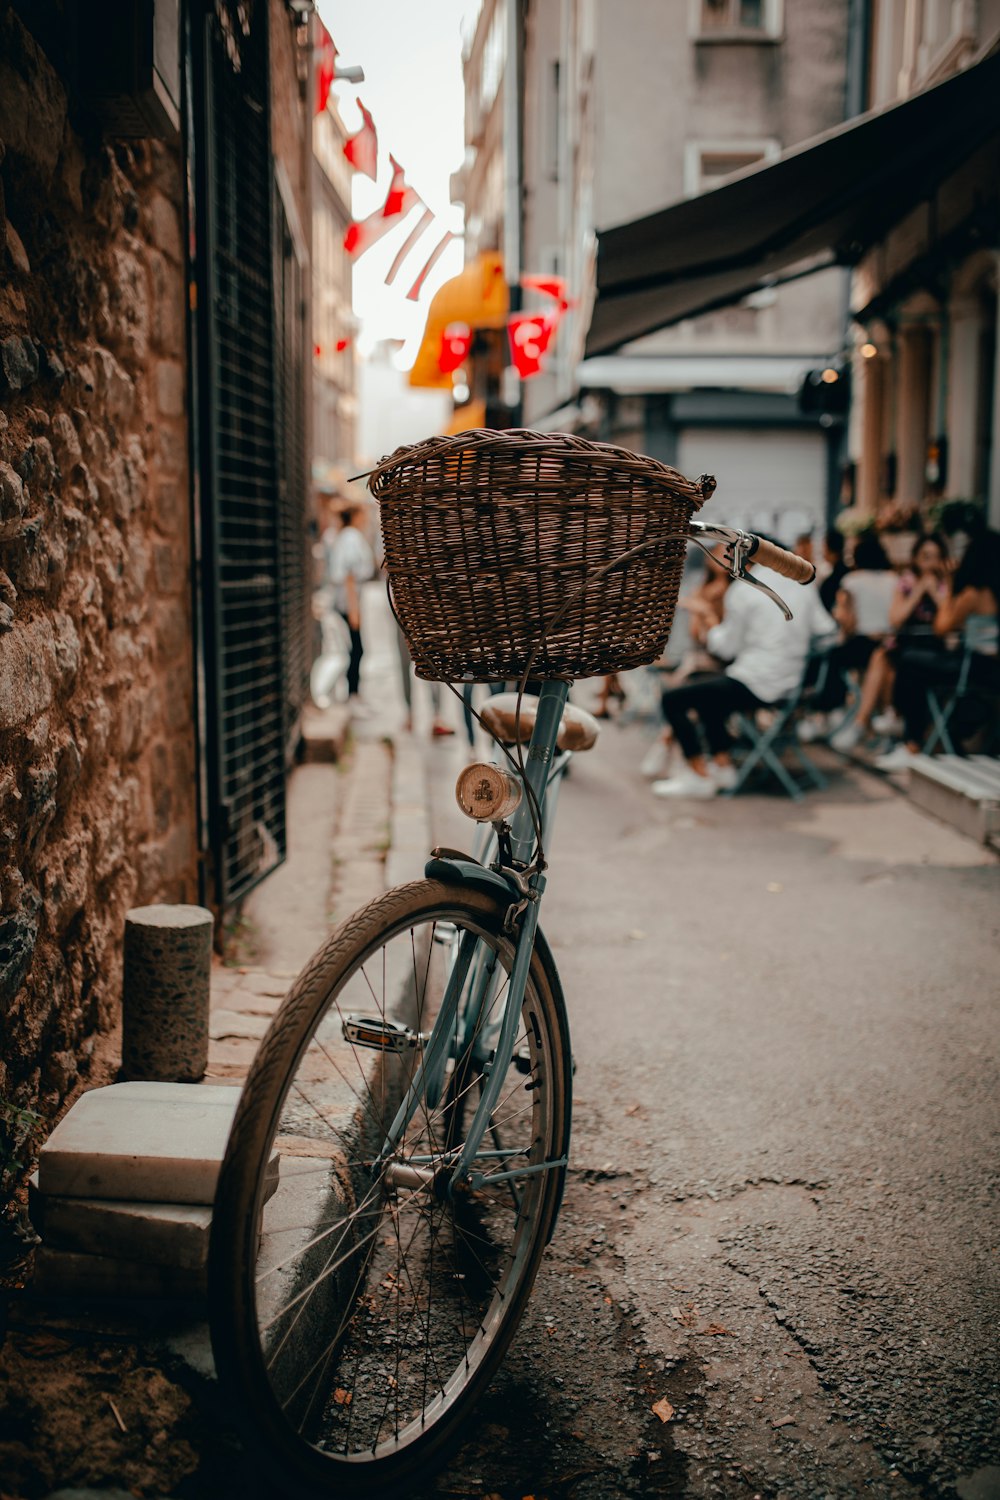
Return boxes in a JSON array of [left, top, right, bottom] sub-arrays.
[[273, 185, 311, 755], [192, 0, 288, 910]]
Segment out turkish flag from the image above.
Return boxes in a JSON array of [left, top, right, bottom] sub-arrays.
[[520, 273, 572, 310], [316, 23, 337, 116], [343, 156, 421, 259], [344, 100, 378, 180], [507, 310, 559, 378], [438, 323, 473, 375]]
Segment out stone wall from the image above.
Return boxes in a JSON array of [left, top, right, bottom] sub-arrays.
[[0, 7, 198, 1158]]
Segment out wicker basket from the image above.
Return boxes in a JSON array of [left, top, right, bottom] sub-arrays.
[[369, 428, 716, 683]]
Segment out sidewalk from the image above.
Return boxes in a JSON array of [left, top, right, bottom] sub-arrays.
[[0, 585, 436, 1500]]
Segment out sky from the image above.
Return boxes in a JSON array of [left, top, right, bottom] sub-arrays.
[[316, 1, 480, 367]]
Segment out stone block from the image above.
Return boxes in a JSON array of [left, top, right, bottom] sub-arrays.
[[0, 335, 39, 392], [0, 617, 57, 729], [155, 359, 184, 418], [36, 1081, 242, 1204], [300, 704, 351, 763], [30, 1177, 212, 1270], [0, 12, 68, 184]]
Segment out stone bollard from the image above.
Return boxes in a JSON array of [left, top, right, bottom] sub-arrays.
[[121, 905, 214, 1083]]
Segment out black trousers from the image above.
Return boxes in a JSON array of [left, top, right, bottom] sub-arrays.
[[894, 648, 1000, 745], [340, 611, 363, 697], [809, 635, 880, 712], [660, 672, 763, 760]]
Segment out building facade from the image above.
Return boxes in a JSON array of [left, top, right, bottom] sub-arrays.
[[451, 0, 854, 537], [313, 94, 357, 489], [849, 0, 1000, 530], [0, 0, 314, 1184]]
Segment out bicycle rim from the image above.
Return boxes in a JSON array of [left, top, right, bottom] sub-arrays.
[[209, 880, 568, 1496]]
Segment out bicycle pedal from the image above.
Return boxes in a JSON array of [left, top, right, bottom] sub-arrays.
[[342, 1016, 426, 1053]]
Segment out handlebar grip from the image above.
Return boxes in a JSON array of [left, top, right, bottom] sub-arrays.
[[747, 537, 816, 585]]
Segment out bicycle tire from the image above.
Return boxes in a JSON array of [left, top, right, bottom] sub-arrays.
[[209, 878, 571, 1497]]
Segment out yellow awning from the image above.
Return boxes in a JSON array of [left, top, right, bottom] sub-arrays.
[[408, 252, 508, 389]]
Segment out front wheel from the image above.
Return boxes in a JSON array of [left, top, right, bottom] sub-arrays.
[[209, 879, 570, 1497]]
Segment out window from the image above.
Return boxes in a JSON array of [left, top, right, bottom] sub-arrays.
[[694, 0, 782, 39], [684, 138, 780, 196]]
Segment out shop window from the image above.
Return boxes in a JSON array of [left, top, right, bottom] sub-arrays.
[[695, 0, 782, 39]]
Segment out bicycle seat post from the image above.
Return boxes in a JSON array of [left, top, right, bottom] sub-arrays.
[[507, 680, 570, 869]]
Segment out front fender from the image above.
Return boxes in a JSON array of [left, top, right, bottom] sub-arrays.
[[424, 853, 518, 902]]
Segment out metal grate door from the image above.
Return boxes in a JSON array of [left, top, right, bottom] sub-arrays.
[[274, 186, 311, 753], [194, 0, 287, 909]]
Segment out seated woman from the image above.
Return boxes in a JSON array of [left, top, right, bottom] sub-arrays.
[[830, 532, 950, 751], [875, 529, 1000, 771], [808, 532, 896, 728], [650, 559, 835, 799]]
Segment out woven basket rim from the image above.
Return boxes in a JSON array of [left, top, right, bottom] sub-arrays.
[[367, 427, 716, 507]]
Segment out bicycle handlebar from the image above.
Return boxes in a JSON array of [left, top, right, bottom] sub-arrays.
[[745, 536, 816, 585]]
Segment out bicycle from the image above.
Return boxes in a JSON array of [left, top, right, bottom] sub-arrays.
[[208, 429, 814, 1497]]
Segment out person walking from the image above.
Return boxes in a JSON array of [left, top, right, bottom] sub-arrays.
[[323, 498, 375, 706]]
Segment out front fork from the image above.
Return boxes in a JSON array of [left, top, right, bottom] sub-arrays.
[[378, 681, 570, 1196]]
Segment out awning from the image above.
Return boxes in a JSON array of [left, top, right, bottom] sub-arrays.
[[577, 354, 820, 394], [408, 251, 508, 389], [586, 49, 1000, 357]]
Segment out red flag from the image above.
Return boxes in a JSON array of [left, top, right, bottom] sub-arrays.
[[507, 310, 559, 378], [316, 23, 337, 116], [438, 323, 472, 375], [343, 99, 378, 180], [343, 156, 421, 259], [520, 273, 572, 309]]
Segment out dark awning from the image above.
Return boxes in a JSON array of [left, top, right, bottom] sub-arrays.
[[586, 49, 1000, 357]]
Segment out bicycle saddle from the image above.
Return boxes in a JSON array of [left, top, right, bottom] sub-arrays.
[[480, 693, 600, 752]]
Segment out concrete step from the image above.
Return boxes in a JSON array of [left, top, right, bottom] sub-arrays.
[[908, 754, 1000, 846], [37, 1081, 243, 1204], [29, 1174, 212, 1269]]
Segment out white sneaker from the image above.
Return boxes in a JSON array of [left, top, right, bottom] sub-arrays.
[[873, 744, 920, 773], [651, 770, 718, 799], [640, 739, 671, 778], [871, 710, 904, 737], [830, 721, 863, 753], [710, 762, 737, 791], [796, 714, 827, 743]]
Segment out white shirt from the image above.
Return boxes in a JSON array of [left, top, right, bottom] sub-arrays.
[[324, 524, 374, 614], [706, 568, 836, 704], [840, 570, 896, 636]]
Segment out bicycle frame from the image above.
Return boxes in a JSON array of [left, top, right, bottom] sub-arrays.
[[376, 681, 571, 1195]]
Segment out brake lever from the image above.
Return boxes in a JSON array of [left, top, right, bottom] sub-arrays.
[[687, 524, 795, 620]]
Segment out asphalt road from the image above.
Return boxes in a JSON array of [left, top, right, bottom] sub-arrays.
[[417, 695, 1000, 1500]]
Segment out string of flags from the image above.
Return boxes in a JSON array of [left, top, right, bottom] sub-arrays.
[[316, 20, 572, 380]]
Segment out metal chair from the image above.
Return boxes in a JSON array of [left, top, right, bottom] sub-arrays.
[[722, 645, 835, 800]]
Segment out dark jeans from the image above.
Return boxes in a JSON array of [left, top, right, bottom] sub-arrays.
[[809, 635, 880, 712], [660, 672, 763, 760], [894, 648, 1000, 746], [340, 611, 363, 697]]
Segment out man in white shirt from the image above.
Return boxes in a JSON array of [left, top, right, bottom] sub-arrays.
[[651, 567, 836, 799]]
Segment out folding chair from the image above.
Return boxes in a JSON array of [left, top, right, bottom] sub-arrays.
[[923, 647, 973, 755], [722, 647, 833, 800]]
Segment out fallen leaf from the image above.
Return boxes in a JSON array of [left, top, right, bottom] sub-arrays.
[[700, 1322, 735, 1337], [752, 1395, 764, 1403], [772, 1414, 795, 1429], [628, 929, 646, 940], [333, 1388, 353, 1406], [651, 1397, 675, 1423], [766, 882, 783, 894]]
